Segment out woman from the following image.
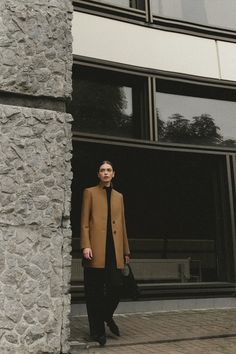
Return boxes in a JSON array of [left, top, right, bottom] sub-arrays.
[[80, 160, 130, 346]]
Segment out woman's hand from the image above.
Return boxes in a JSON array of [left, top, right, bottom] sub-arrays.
[[83, 248, 93, 260], [125, 255, 130, 264]]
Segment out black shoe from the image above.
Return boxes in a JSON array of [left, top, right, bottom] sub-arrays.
[[106, 318, 120, 337], [91, 334, 106, 346]]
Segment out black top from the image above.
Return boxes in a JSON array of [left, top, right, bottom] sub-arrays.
[[104, 186, 116, 269], [104, 186, 123, 287]]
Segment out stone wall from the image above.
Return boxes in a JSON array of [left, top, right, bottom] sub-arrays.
[[0, 105, 72, 353], [0, 1, 73, 353], [0, 0, 73, 98]]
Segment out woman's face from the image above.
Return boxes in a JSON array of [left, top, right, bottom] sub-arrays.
[[98, 163, 115, 184]]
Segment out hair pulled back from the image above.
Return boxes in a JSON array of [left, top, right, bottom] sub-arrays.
[[97, 160, 114, 172]]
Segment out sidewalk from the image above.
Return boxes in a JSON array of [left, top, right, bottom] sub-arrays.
[[70, 308, 236, 354]]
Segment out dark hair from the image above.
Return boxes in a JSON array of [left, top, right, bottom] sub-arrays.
[[97, 160, 114, 172]]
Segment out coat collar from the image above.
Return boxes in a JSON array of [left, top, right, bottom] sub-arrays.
[[98, 182, 113, 190]]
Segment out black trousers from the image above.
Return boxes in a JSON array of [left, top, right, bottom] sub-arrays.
[[84, 267, 122, 337]]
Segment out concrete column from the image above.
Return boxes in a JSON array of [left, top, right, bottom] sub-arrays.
[[0, 1, 73, 353]]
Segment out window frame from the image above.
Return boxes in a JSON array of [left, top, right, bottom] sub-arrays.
[[69, 58, 236, 294], [73, 0, 236, 43], [71, 56, 236, 154], [69, 60, 151, 141], [73, 0, 148, 24], [154, 78, 236, 149], [152, 16, 236, 43]]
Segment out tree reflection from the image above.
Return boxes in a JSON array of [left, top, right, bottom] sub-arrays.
[[221, 139, 236, 148], [158, 112, 236, 147], [162, 113, 192, 142], [71, 80, 133, 136]]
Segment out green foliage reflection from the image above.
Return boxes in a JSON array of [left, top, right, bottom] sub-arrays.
[[158, 112, 236, 147]]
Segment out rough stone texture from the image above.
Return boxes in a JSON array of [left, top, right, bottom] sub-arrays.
[[0, 0, 73, 98], [0, 104, 73, 353], [0, 0, 73, 352]]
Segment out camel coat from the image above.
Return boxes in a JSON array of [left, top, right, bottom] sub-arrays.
[[80, 184, 130, 269]]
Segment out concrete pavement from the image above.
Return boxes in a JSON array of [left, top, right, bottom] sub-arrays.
[[70, 307, 236, 353]]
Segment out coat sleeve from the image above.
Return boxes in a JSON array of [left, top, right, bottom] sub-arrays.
[[80, 188, 92, 250], [121, 194, 130, 256]]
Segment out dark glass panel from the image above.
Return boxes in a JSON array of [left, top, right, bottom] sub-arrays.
[[156, 83, 236, 148], [72, 141, 234, 282], [68, 65, 147, 139], [93, 0, 145, 10], [152, 0, 236, 31]]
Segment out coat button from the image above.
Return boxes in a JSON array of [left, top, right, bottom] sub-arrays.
[[113, 230, 116, 234], [113, 220, 115, 224]]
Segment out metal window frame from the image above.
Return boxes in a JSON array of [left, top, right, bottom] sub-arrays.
[[72, 56, 236, 154], [73, 0, 236, 43], [72, 137, 236, 287], [70, 61, 150, 141], [152, 16, 236, 43], [73, 0, 147, 24], [69, 58, 236, 291], [226, 155, 236, 280], [76, 55, 236, 91]]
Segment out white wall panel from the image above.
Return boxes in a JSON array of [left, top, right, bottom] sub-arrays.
[[72, 12, 220, 79], [217, 41, 236, 81]]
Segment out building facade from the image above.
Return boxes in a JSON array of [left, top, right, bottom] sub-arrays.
[[1, 1, 236, 353], [70, 0, 236, 300]]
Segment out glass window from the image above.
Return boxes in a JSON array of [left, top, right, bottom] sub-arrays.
[[72, 141, 234, 283], [151, 0, 236, 31], [88, 0, 145, 10], [156, 81, 236, 148], [68, 65, 148, 139]]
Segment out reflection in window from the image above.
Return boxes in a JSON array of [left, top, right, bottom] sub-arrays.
[[152, 0, 236, 31], [68, 65, 146, 139], [72, 141, 233, 282], [94, 0, 145, 10], [156, 92, 236, 147]]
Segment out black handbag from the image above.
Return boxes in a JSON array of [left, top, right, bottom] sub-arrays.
[[121, 263, 140, 300]]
